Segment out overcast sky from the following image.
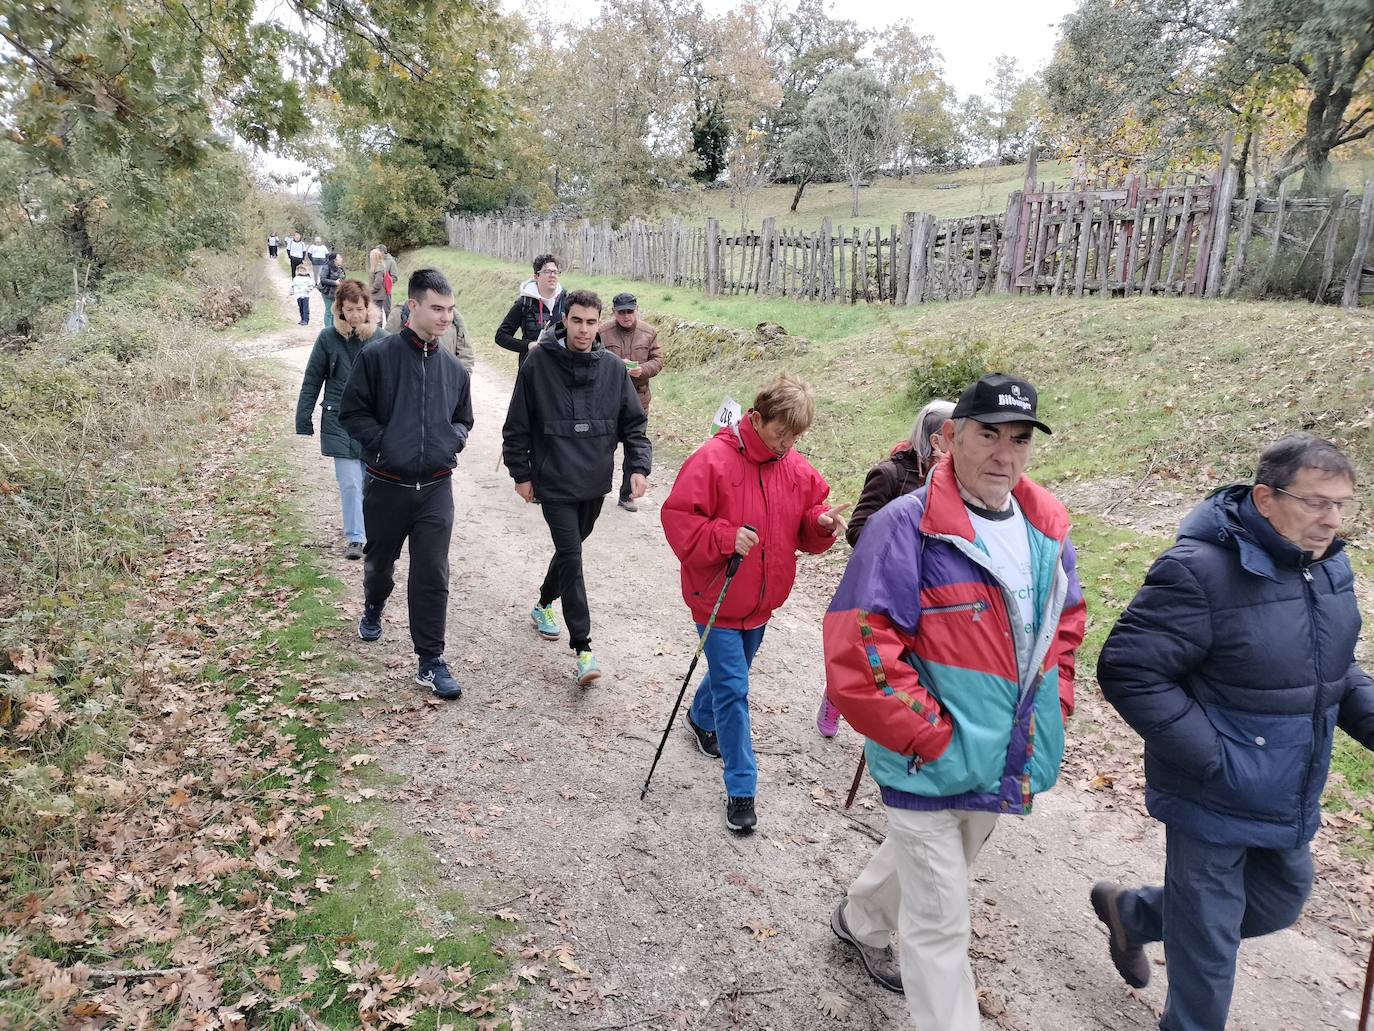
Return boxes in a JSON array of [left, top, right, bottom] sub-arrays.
[[507, 0, 1080, 101]]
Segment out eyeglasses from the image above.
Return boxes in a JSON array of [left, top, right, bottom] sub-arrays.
[[538, 267, 560, 275], [1273, 486, 1362, 519]]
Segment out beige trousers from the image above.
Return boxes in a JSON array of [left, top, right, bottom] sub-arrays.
[[843, 807, 999, 1031]]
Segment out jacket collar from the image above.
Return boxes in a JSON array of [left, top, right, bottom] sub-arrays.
[[402, 327, 439, 355], [918, 455, 1070, 542], [1182, 484, 1344, 581], [519, 279, 563, 305], [721, 412, 783, 466]]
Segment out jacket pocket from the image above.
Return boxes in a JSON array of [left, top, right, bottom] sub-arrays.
[[1199, 705, 1312, 822]]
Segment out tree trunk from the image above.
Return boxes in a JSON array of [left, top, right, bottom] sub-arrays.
[[789, 178, 808, 213], [1234, 128, 1253, 199], [850, 179, 860, 218]]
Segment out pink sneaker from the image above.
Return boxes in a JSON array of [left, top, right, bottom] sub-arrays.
[[816, 691, 841, 738]]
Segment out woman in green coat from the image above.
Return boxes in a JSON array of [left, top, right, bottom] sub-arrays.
[[295, 279, 386, 559]]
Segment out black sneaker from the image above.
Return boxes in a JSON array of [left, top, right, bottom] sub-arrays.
[[416, 657, 462, 700], [1091, 881, 1150, 988], [725, 796, 757, 834], [686, 712, 721, 759], [617, 497, 637, 512], [344, 541, 364, 560], [358, 601, 383, 641]]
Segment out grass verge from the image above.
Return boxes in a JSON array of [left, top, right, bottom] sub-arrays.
[[0, 293, 517, 1026]]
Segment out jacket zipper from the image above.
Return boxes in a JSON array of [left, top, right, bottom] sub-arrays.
[[1297, 562, 1323, 845], [418, 346, 428, 490], [924, 600, 989, 621], [744, 465, 770, 624]]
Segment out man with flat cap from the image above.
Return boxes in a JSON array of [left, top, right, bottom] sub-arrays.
[[822, 373, 1085, 1031], [600, 292, 662, 512]]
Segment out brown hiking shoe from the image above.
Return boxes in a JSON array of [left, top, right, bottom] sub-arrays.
[[1091, 882, 1150, 988], [830, 902, 903, 994]]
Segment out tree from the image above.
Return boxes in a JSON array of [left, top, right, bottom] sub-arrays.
[[780, 119, 839, 212], [1045, 0, 1374, 193], [873, 21, 963, 172], [963, 56, 1041, 164], [801, 68, 896, 217]]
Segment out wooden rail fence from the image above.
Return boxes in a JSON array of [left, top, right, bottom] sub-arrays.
[[445, 141, 1374, 309]]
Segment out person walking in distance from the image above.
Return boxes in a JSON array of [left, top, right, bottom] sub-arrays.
[[367, 247, 387, 313], [339, 269, 473, 701], [661, 375, 847, 834], [307, 235, 329, 283], [290, 260, 314, 325], [319, 252, 345, 330], [295, 279, 386, 560], [1091, 433, 1374, 1031], [286, 232, 306, 277], [599, 292, 662, 512], [381, 245, 400, 318], [502, 289, 651, 687], [816, 398, 954, 738], [268, 233, 279, 258], [823, 374, 1084, 1029], [495, 253, 566, 369]]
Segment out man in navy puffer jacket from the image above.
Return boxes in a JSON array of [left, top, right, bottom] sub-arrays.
[[1091, 433, 1374, 1031]]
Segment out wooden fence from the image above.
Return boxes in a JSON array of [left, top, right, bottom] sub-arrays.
[[445, 142, 1374, 309]]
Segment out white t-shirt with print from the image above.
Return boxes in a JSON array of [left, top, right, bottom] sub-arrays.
[[967, 497, 1036, 645], [308, 243, 328, 261]]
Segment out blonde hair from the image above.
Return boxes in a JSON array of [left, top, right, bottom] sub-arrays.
[[368, 247, 383, 274], [752, 374, 815, 435]]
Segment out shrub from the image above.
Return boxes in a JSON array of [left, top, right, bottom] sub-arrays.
[[904, 336, 1001, 403]]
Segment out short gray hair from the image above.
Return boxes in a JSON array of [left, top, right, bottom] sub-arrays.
[[1254, 433, 1355, 490], [908, 400, 956, 465]]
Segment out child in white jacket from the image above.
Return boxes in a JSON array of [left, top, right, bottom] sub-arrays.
[[290, 264, 315, 325]]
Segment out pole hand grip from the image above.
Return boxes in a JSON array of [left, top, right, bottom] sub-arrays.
[[727, 523, 757, 577]]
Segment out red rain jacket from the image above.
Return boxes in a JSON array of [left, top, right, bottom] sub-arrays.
[[661, 414, 839, 630]]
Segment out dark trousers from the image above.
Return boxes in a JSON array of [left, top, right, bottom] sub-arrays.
[[1117, 826, 1312, 1031], [616, 398, 648, 500], [269, 244, 278, 257], [362, 476, 454, 660], [537, 499, 603, 652], [289, 255, 301, 277], [296, 297, 309, 323]]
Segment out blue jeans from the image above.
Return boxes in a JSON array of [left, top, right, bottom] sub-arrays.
[[333, 458, 365, 543], [324, 303, 334, 329], [688, 624, 766, 797], [297, 297, 309, 323], [1117, 826, 1312, 1031]]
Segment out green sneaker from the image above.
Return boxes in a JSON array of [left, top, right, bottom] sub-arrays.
[[576, 651, 601, 687], [530, 603, 560, 641]]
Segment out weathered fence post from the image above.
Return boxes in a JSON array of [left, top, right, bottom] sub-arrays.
[[1342, 182, 1374, 308], [1315, 190, 1346, 302], [1258, 178, 1291, 294], [705, 218, 721, 297]]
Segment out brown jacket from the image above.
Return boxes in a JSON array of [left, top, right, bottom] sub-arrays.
[[599, 318, 662, 409], [845, 442, 931, 548]]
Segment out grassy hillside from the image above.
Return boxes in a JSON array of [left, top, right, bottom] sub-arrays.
[[651, 156, 1374, 235]]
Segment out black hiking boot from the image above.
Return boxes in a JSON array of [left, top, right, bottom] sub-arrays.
[[725, 796, 757, 834], [416, 656, 462, 701], [686, 711, 721, 759], [830, 901, 904, 994], [1091, 881, 1150, 988], [358, 601, 383, 642]]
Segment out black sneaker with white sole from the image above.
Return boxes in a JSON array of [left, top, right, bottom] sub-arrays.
[[358, 601, 383, 641], [725, 795, 757, 833], [416, 657, 462, 700], [686, 712, 721, 759]]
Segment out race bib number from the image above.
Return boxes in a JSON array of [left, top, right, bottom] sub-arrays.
[[712, 397, 741, 433]]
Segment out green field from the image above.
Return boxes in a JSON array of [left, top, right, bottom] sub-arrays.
[[650, 156, 1374, 235]]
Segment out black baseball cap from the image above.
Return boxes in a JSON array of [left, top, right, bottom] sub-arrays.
[[612, 292, 638, 311], [952, 373, 1052, 434]]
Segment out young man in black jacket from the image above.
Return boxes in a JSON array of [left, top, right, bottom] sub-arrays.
[[339, 268, 474, 700], [502, 289, 651, 686]]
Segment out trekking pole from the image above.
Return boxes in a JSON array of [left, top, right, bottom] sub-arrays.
[[843, 751, 867, 810], [1359, 930, 1374, 1031], [640, 526, 755, 801]]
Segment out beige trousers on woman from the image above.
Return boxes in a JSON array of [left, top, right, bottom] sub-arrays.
[[843, 807, 999, 1031]]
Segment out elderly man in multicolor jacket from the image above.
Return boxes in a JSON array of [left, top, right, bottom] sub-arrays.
[[822, 373, 1085, 1031]]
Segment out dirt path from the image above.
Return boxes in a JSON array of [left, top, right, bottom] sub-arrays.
[[253, 260, 1364, 1030]]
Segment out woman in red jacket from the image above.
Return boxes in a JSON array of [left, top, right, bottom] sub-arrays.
[[661, 374, 847, 834]]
